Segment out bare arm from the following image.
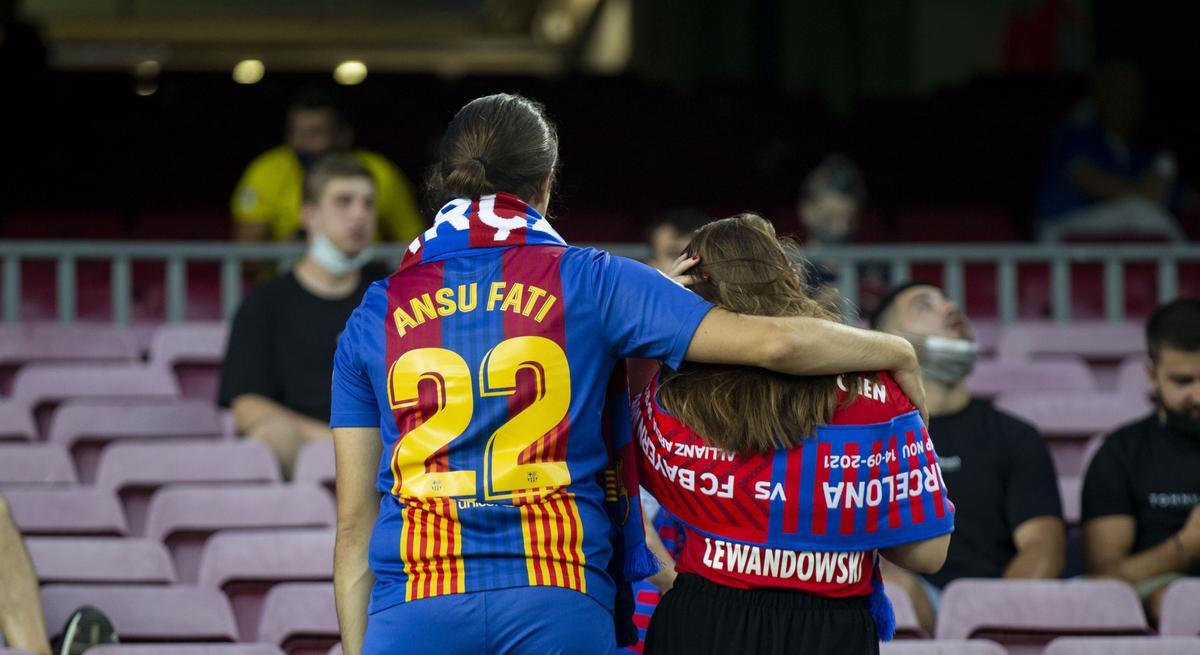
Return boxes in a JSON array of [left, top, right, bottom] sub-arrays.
[[333, 427, 382, 655], [1084, 506, 1200, 584], [231, 394, 333, 442], [1004, 516, 1066, 579], [881, 534, 951, 574], [685, 309, 926, 419], [1069, 160, 1167, 204], [0, 497, 52, 655]]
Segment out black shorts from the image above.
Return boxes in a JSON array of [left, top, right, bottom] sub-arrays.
[[644, 573, 879, 655]]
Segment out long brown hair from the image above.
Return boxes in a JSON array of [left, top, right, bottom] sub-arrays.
[[426, 93, 559, 208], [656, 213, 858, 454]]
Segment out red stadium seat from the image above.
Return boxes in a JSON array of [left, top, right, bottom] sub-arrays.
[[3, 488, 127, 536], [1115, 356, 1151, 396], [879, 640, 1007, 654], [197, 529, 334, 641], [997, 322, 1144, 363], [0, 444, 76, 487], [0, 400, 36, 442], [11, 364, 179, 436], [994, 392, 1152, 478], [966, 358, 1096, 399], [95, 440, 279, 535], [293, 441, 335, 493], [1043, 636, 1200, 654], [41, 585, 237, 642], [1160, 578, 1200, 637], [0, 323, 141, 366], [87, 646, 286, 655], [936, 579, 1148, 654], [143, 484, 335, 584], [48, 398, 224, 483], [25, 537, 175, 584], [256, 583, 339, 655], [150, 322, 228, 400]]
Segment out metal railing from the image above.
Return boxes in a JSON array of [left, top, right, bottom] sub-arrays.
[[1, 241, 1197, 326]]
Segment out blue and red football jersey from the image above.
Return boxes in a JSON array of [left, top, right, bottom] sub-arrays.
[[331, 193, 713, 615]]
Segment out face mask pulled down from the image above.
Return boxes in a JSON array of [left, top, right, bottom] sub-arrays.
[[916, 335, 978, 385], [309, 233, 373, 276]]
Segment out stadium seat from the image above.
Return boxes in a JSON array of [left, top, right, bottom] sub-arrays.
[[0, 400, 36, 442], [41, 585, 237, 642], [256, 583, 339, 655], [993, 392, 1152, 478], [936, 579, 1148, 653], [1160, 578, 1200, 637], [969, 321, 1002, 358], [3, 488, 127, 536], [1080, 433, 1106, 477], [1115, 356, 1151, 396], [293, 441, 335, 493], [150, 322, 228, 400], [11, 363, 179, 409], [95, 440, 279, 535], [48, 398, 224, 482], [996, 322, 1144, 362], [0, 650, 34, 655], [886, 584, 927, 639], [25, 537, 175, 584], [0, 323, 141, 366], [1058, 477, 1081, 525], [1043, 636, 1200, 654], [0, 444, 76, 487], [327, 645, 341, 655], [879, 640, 1007, 654], [143, 484, 335, 584], [86, 646, 286, 655], [196, 529, 334, 641], [966, 359, 1096, 399]]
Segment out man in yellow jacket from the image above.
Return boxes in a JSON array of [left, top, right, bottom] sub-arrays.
[[231, 89, 424, 243]]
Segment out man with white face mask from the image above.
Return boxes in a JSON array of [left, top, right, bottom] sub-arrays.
[[870, 281, 1066, 633], [219, 153, 389, 477]]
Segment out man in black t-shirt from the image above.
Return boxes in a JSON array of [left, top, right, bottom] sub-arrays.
[[219, 154, 393, 476], [871, 282, 1066, 633], [1082, 299, 1200, 623]]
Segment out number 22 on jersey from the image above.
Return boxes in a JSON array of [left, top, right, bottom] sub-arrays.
[[387, 336, 572, 501]]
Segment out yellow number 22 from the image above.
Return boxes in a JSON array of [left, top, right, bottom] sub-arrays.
[[387, 336, 572, 501]]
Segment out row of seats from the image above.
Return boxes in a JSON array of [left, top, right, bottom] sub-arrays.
[[7, 578, 1200, 652]]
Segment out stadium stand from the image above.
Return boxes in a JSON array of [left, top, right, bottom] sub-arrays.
[[87, 647, 287, 655], [25, 537, 175, 584], [292, 441, 335, 494], [149, 322, 229, 400], [41, 585, 238, 642], [935, 579, 1149, 653], [3, 488, 127, 536], [0, 444, 75, 487], [1042, 636, 1200, 654], [0, 401, 36, 442], [196, 529, 335, 641], [965, 359, 1096, 399], [879, 640, 1007, 654], [256, 583, 339, 655], [1160, 579, 1200, 637]]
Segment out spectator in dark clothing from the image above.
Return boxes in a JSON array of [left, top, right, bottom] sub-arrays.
[[646, 208, 709, 273], [872, 281, 1066, 634], [219, 154, 388, 476], [1083, 299, 1200, 624], [1036, 60, 1189, 242], [797, 154, 888, 313]]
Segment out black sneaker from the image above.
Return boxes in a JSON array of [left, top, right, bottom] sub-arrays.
[[56, 606, 118, 655]]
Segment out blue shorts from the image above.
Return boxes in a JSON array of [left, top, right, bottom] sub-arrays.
[[363, 586, 616, 655]]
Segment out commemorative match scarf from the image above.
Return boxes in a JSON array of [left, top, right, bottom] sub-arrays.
[[633, 380, 957, 639]]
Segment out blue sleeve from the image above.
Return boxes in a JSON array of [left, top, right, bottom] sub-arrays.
[[329, 297, 381, 429], [589, 251, 713, 370]]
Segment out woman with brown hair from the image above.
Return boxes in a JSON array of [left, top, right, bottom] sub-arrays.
[[636, 214, 955, 655], [330, 93, 932, 655]]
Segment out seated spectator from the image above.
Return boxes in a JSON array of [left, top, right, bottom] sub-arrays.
[[220, 154, 390, 476], [231, 87, 423, 243], [646, 208, 709, 273], [1082, 298, 1200, 623], [872, 281, 1066, 633], [0, 495, 116, 655], [1036, 60, 1190, 242], [797, 154, 887, 313]]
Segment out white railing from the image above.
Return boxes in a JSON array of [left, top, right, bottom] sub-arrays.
[[1, 241, 1197, 325]]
